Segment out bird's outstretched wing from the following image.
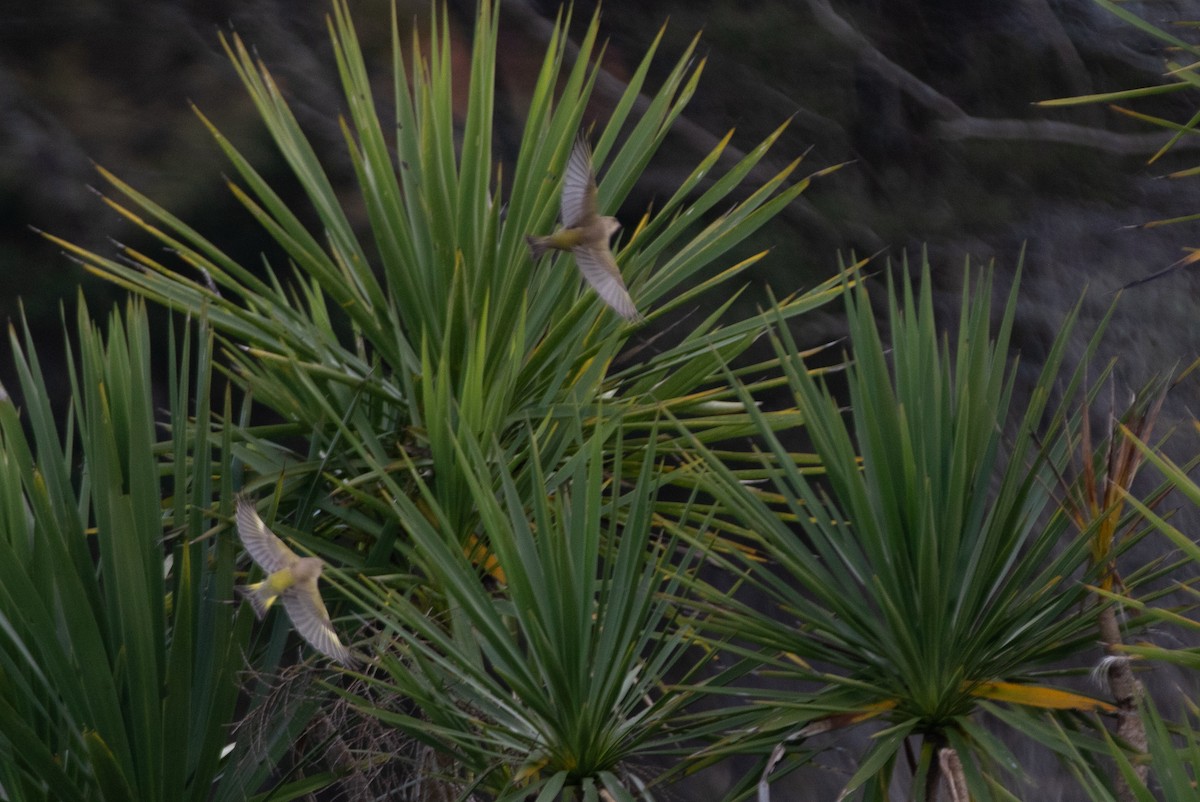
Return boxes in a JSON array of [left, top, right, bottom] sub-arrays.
[[573, 245, 642, 322], [282, 583, 354, 666], [235, 496, 297, 574], [561, 136, 599, 229]]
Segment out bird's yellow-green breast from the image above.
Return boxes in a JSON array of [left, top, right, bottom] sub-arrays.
[[264, 568, 296, 594], [546, 228, 587, 249]]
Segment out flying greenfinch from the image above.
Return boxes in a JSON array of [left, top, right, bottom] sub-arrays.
[[526, 136, 643, 322], [235, 496, 354, 666]]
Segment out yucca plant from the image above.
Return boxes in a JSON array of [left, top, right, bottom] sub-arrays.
[[1051, 374, 1189, 799], [313, 419, 711, 800], [0, 300, 271, 800], [677, 261, 1128, 801], [43, 0, 845, 557], [1056, 425, 1200, 799]]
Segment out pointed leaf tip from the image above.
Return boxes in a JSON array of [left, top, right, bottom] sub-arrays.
[[969, 681, 1116, 712]]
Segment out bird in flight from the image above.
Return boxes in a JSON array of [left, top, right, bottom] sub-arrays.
[[526, 136, 643, 322], [234, 496, 354, 666]]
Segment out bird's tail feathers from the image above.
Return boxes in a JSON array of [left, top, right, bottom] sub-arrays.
[[338, 648, 364, 670], [525, 235, 552, 260], [237, 582, 276, 620]]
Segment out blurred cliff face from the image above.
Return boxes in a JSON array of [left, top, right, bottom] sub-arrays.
[[3, 0, 1199, 425]]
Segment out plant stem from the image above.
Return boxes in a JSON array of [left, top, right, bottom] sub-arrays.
[[1098, 604, 1148, 801]]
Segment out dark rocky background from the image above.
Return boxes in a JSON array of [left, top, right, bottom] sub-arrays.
[[3, 1, 1199, 798]]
